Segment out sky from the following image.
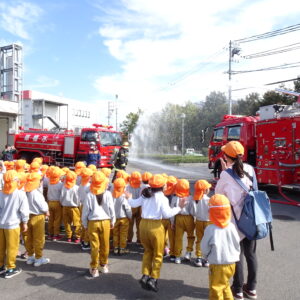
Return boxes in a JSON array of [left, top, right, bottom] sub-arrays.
[[1, 0, 300, 125]]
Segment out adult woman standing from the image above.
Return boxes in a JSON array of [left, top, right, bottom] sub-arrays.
[[215, 141, 258, 300], [127, 174, 186, 292]]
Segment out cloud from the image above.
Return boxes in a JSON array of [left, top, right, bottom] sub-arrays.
[[92, 0, 300, 121], [31, 75, 60, 89], [0, 1, 43, 39]]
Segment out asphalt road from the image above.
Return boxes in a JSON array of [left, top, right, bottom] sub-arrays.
[[1, 160, 300, 300]]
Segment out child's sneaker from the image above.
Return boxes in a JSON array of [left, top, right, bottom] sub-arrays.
[[243, 285, 257, 299], [74, 238, 81, 244], [232, 291, 244, 300], [89, 268, 99, 278], [175, 257, 181, 264], [194, 257, 202, 267], [0, 265, 6, 275], [113, 247, 119, 255], [20, 251, 28, 259], [4, 268, 22, 279], [169, 255, 176, 262], [67, 238, 72, 243], [52, 235, 63, 241], [26, 256, 36, 265], [34, 257, 50, 267], [47, 235, 53, 240], [201, 258, 209, 267], [119, 248, 129, 255], [184, 251, 192, 261], [99, 264, 109, 273], [82, 243, 91, 251], [164, 247, 170, 257]]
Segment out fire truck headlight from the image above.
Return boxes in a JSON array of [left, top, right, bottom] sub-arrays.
[[101, 156, 107, 159]]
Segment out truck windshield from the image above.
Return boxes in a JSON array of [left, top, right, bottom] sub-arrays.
[[213, 128, 224, 141], [81, 130, 99, 141], [100, 131, 122, 146]]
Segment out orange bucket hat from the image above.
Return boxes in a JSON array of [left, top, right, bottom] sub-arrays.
[[32, 157, 43, 165], [30, 161, 40, 173], [3, 170, 19, 194], [221, 141, 244, 158], [15, 159, 26, 172], [116, 170, 130, 184], [24, 163, 30, 172], [88, 164, 97, 172], [4, 161, 15, 171], [25, 172, 42, 192], [164, 176, 177, 196], [149, 174, 167, 188], [194, 180, 212, 201], [40, 164, 49, 176], [112, 178, 126, 198], [90, 171, 108, 195], [129, 171, 142, 188], [80, 167, 93, 186], [101, 168, 112, 178], [46, 165, 55, 178], [142, 172, 152, 182], [17, 172, 27, 190], [209, 194, 231, 228], [175, 179, 190, 198], [75, 161, 86, 175], [64, 171, 77, 189], [49, 167, 63, 184]]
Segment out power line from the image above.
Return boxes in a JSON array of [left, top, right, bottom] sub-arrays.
[[234, 23, 300, 43]]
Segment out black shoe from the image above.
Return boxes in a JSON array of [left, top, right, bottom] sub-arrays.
[[4, 268, 22, 279], [146, 277, 159, 292], [0, 265, 6, 275], [139, 275, 150, 290]]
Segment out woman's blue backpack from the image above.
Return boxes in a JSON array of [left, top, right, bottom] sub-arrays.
[[225, 168, 274, 250]]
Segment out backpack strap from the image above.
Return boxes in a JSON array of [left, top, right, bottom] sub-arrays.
[[225, 167, 258, 191]]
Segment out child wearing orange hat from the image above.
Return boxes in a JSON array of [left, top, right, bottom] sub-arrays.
[[127, 174, 186, 292], [112, 178, 132, 255], [81, 171, 115, 277], [0, 160, 6, 191], [75, 161, 86, 185], [141, 172, 152, 189], [126, 171, 143, 244], [60, 171, 81, 243], [47, 167, 64, 241], [193, 180, 212, 267], [171, 179, 195, 264], [15, 159, 26, 173], [0, 170, 29, 278], [101, 167, 112, 192], [78, 167, 93, 250], [24, 173, 50, 267], [201, 194, 240, 300], [4, 161, 15, 171]]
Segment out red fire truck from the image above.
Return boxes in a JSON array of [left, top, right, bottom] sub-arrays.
[[208, 89, 300, 206], [10, 123, 123, 168]]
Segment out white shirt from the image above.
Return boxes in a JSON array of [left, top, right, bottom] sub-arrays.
[[128, 191, 181, 220]]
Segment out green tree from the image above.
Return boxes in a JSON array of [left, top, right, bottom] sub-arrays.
[[119, 109, 143, 139]]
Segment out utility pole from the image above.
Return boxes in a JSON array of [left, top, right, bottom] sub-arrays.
[[180, 113, 186, 156], [115, 94, 118, 131], [228, 40, 232, 115]]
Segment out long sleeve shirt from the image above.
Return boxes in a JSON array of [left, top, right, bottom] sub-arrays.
[[81, 190, 115, 228], [47, 182, 63, 201], [0, 189, 29, 229], [114, 194, 132, 219], [128, 191, 181, 220], [170, 195, 194, 224], [125, 185, 142, 199], [200, 222, 240, 265], [192, 194, 210, 221], [78, 184, 90, 205], [60, 185, 80, 207], [26, 189, 49, 215]]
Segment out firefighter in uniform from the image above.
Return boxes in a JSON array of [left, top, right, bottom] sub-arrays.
[[112, 142, 129, 183]]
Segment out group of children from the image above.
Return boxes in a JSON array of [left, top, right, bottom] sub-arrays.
[[0, 157, 241, 300]]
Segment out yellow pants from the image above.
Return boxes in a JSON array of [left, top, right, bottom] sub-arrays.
[[128, 207, 141, 242], [174, 215, 195, 257], [88, 220, 110, 268], [195, 220, 212, 257], [139, 219, 165, 279], [63, 206, 81, 239], [25, 215, 45, 259], [0, 227, 20, 269], [80, 206, 89, 243], [209, 264, 236, 300], [161, 219, 175, 255], [48, 201, 62, 236], [113, 218, 129, 249]]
